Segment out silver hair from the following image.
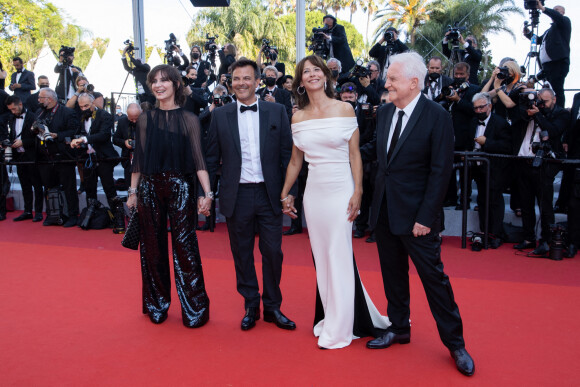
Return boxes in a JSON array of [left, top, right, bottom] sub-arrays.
[[213, 84, 227, 95], [389, 52, 427, 83], [539, 88, 556, 98], [499, 57, 516, 67], [78, 93, 95, 102], [40, 88, 58, 102], [472, 92, 492, 105], [263, 65, 278, 77], [327, 58, 342, 72], [368, 60, 380, 70]]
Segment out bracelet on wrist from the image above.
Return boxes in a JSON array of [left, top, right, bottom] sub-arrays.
[[280, 196, 289, 202], [128, 187, 138, 195], [205, 191, 214, 200]]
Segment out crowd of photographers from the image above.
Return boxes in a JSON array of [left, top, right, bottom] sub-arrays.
[[0, 3, 577, 260]]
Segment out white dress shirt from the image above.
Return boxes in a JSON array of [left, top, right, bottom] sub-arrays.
[[237, 99, 264, 183], [474, 114, 491, 150], [518, 120, 540, 157], [83, 118, 96, 154], [13, 112, 25, 153], [386, 92, 422, 153]]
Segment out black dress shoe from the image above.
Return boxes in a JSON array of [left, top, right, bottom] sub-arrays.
[[532, 241, 550, 256], [366, 331, 410, 349], [450, 348, 475, 376], [13, 212, 33, 222], [263, 309, 296, 330], [33, 214, 44, 222], [63, 216, 78, 228], [241, 307, 260, 331], [283, 227, 302, 236], [366, 233, 376, 243], [565, 244, 577, 258], [514, 240, 536, 250], [353, 229, 365, 238], [489, 238, 503, 249]]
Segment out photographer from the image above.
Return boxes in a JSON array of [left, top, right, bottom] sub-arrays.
[[423, 56, 453, 101], [442, 32, 482, 85], [349, 60, 384, 106], [319, 15, 355, 75], [54, 46, 83, 102], [257, 41, 285, 81], [218, 44, 237, 79], [524, 2, 571, 107], [258, 65, 293, 120], [189, 45, 212, 88], [114, 103, 141, 190], [4, 96, 44, 222], [122, 43, 154, 104], [183, 66, 210, 116], [9, 57, 36, 104], [70, 93, 119, 211], [369, 27, 409, 79], [481, 60, 525, 124], [26, 75, 50, 114], [35, 88, 80, 227], [66, 76, 104, 112], [513, 88, 570, 255]]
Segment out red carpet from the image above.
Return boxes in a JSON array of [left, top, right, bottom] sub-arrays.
[[1, 212, 579, 386]]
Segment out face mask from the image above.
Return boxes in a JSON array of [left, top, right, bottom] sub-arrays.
[[270, 53, 278, 62], [265, 77, 277, 87], [331, 70, 339, 78], [428, 72, 440, 81], [192, 53, 200, 60], [475, 111, 488, 121], [39, 84, 49, 89], [82, 109, 92, 119], [116, 108, 122, 114]]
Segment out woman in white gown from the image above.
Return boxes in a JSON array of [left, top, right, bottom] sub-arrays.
[[281, 55, 390, 349]]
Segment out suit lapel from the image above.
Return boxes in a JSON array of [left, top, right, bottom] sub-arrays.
[[258, 102, 269, 159], [379, 104, 396, 166], [388, 95, 426, 166], [227, 104, 242, 156]]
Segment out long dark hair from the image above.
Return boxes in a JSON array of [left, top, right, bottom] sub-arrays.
[[147, 64, 186, 107], [292, 55, 335, 109]]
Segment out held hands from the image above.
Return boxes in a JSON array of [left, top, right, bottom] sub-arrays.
[[412, 222, 431, 237], [127, 194, 137, 210], [347, 192, 362, 223], [281, 195, 297, 219], [197, 197, 212, 217], [536, 0, 545, 12]]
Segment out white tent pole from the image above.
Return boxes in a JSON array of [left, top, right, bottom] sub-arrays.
[[132, 0, 146, 62], [296, 0, 306, 62]]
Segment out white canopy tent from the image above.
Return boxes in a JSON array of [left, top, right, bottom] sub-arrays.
[[83, 49, 102, 84], [28, 40, 59, 89]]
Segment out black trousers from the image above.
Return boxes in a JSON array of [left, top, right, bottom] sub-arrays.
[[15, 163, 44, 214], [0, 165, 9, 216], [138, 172, 210, 327], [290, 170, 307, 230], [567, 173, 580, 245], [82, 159, 117, 207], [472, 163, 507, 237], [37, 162, 79, 217], [226, 183, 284, 311], [519, 162, 558, 242], [542, 58, 569, 108], [355, 163, 376, 233], [375, 197, 465, 351]]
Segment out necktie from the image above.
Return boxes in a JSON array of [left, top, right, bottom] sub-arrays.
[[387, 110, 405, 162], [240, 104, 257, 113]]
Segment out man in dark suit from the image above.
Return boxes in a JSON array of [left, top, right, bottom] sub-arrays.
[[26, 75, 50, 114], [218, 44, 236, 79], [321, 15, 355, 75], [513, 88, 570, 256], [36, 88, 80, 227], [70, 93, 119, 209], [469, 92, 512, 246], [4, 96, 44, 222], [0, 88, 10, 220], [9, 57, 36, 104], [258, 65, 293, 121], [188, 45, 212, 88], [361, 52, 474, 376], [564, 92, 580, 258], [442, 33, 482, 85], [525, 2, 571, 107], [113, 103, 141, 190], [205, 59, 296, 332], [54, 48, 83, 102], [121, 48, 154, 104], [423, 56, 453, 101], [369, 27, 409, 79]]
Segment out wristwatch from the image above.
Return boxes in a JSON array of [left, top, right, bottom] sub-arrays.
[[205, 191, 214, 200]]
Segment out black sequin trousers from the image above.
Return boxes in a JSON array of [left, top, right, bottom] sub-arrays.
[[138, 172, 210, 327]]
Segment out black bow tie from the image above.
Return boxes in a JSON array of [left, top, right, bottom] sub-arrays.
[[240, 104, 257, 113], [478, 121, 486, 126], [14, 115, 24, 119], [16, 70, 22, 73]]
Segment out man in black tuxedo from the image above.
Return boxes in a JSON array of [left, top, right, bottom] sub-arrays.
[[564, 92, 580, 258], [183, 66, 210, 116], [369, 27, 409, 80], [70, 93, 118, 209], [469, 92, 512, 246], [258, 65, 293, 121], [0, 89, 10, 220], [54, 48, 83, 102], [9, 57, 36, 104], [513, 88, 570, 256], [442, 33, 482, 85], [4, 96, 44, 222], [423, 56, 453, 101], [113, 103, 141, 190], [205, 59, 296, 332], [26, 75, 50, 114], [188, 45, 211, 88], [321, 15, 355, 75], [218, 44, 236, 79], [121, 48, 154, 104], [362, 52, 474, 376], [36, 88, 79, 227], [525, 2, 571, 107]]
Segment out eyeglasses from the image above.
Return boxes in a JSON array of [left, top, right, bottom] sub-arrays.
[[473, 103, 489, 111]]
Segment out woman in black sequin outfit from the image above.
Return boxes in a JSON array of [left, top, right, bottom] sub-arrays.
[[127, 65, 213, 327]]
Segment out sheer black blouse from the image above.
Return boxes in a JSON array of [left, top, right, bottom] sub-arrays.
[[132, 108, 206, 175]]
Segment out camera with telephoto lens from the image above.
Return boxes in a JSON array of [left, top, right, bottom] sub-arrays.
[[204, 34, 219, 67], [80, 198, 102, 230], [496, 67, 511, 80], [349, 59, 371, 79], [441, 81, 470, 98], [309, 26, 330, 60], [124, 39, 137, 56], [531, 141, 553, 167], [262, 39, 278, 61], [31, 119, 53, 142], [213, 94, 233, 106], [524, 0, 545, 26], [446, 22, 466, 45], [59, 46, 75, 65], [548, 224, 565, 261], [518, 90, 546, 109], [1, 139, 13, 162], [164, 33, 180, 66], [384, 30, 395, 44]]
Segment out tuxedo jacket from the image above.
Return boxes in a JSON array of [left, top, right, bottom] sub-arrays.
[[113, 115, 135, 163], [54, 63, 83, 101], [511, 105, 570, 157], [77, 108, 119, 160], [189, 60, 211, 88], [257, 87, 293, 121], [423, 74, 453, 98], [566, 93, 580, 158], [526, 8, 571, 63], [361, 95, 454, 234], [10, 69, 36, 103], [448, 83, 481, 150], [329, 24, 355, 74], [8, 109, 38, 162], [37, 104, 79, 160], [205, 100, 293, 218]]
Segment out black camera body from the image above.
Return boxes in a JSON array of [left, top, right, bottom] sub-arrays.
[[1, 139, 13, 148], [496, 67, 510, 80], [31, 119, 53, 142], [74, 135, 88, 150], [349, 60, 371, 79], [124, 39, 137, 55], [384, 31, 395, 44], [213, 94, 233, 106], [262, 39, 278, 61], [164, 33, 180, 66], [446, 22, 466, 45], [441, 81, 470, 98], [524, 0, 545, 10], [59, 45, 76, 66], [204, 34, 218, 52], [128, 140, 135, 149], [309, 26, 330, 59], [519, 90, 542, 109], [549, 223, 565, 261], [524, 0, 545, 26], [360, 103, 376, 120]]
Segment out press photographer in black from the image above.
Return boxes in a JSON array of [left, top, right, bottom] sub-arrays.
[[54, 46, 83, 102], [66, 76, 104, 111], [319, 15, 355, 75], [188, 45, 211, 88], [369, 27, 409, 79], [218, 43, 237, 79], [35, 88, 80, 227], [513, 88, 570, 256], [257, 40, 285, 81], [114, 103, 142, 191], [70, 93, 119, 211], [258, 65, 293, 120], [122, 41, 155, 104], [524, 2, 571, 108], [4, 96, 44, 222], [442, 31, 482, 85], [423, 56, 453, 101], [346, 60, 384, 106], [183, 66, 210, 116]]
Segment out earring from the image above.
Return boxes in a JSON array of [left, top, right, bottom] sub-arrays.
[[297, 85, 306, 95], [324, 81, 327, 91]]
